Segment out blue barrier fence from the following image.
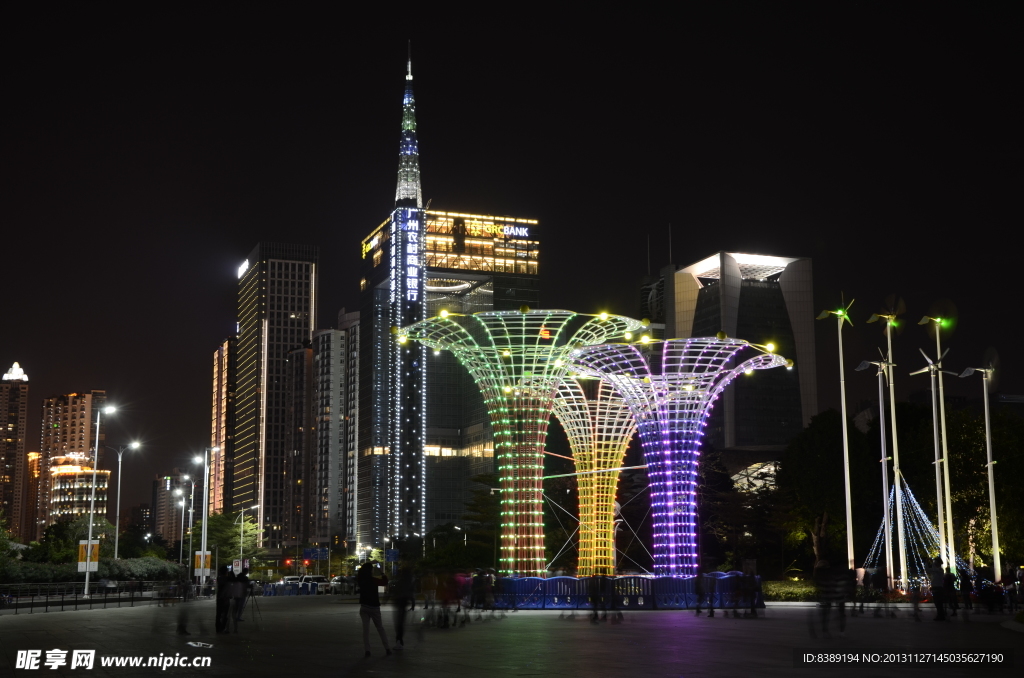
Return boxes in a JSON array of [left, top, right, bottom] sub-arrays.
[[492, 573, 763, 610]]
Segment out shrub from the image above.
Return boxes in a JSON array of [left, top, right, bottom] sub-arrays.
[[761, 579, 817, 602]]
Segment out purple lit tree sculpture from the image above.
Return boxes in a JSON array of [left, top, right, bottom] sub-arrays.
[[569, 337, 790, 576], [399, 309, 644, 576]]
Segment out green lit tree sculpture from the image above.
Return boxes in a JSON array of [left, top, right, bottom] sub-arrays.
[[400, 309, 644, 575]]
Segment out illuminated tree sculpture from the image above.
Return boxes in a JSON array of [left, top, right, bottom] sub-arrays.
[[400, 309, 644, 576], [570, 337, 790, 576], [552, 377, 636, 576]]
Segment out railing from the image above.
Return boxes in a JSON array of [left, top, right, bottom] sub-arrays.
[[490, 573, 764, 610], [0, 581, 189, 615]]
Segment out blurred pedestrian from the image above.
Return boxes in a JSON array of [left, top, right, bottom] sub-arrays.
[[944, 569, 959, 617], [215, 565, 234, 634], [695, 570, 715, 617], [357, 561, 391, 657], [392, 567, 415, 650], [927, 558, 946, 621], [234, 568, 250, 622], [871, 567, 893, 618]]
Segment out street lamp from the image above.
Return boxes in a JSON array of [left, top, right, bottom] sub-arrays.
[[84, 405, 117, 598], [960, 365, 1001, 582], [920, 316, 956, 571], [237, 505, 259, 563], [109, 441, 141, 559], [817, 300, 855, 570], [867, 312, 909, 590], [909, 347, 956, 569], [175, 490, 186, 566], [183, 474, 196, 585], [856, 359, 896, 592], [194, 448, 218, 591]]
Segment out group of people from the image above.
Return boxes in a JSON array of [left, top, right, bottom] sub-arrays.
[[356, 564, 504, 657], [809, 558, 1023, 637], [215, 566, 251, 634]]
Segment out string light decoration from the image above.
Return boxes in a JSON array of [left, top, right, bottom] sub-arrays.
[[552, 376, 636, 576], [864, 483, 975, 590], [400, 309, 644, 575], [569, 338, 789, 576]]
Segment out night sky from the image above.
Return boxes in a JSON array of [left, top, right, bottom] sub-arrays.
[[3, 8, 1020, 514]]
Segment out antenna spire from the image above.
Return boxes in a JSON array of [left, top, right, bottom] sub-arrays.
[[395, 43, 422, 208]]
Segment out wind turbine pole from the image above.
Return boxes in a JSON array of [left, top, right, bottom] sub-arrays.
[[934, 325, 956, 570], [876, 365, 895, 591], [982, 371, 1001, 582], [838, 314, 854, 570], [885, 324, 909, 590], [926, 362, 948, 569]]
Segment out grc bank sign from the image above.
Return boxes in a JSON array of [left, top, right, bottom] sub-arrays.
[[464, 223, 530, 239]]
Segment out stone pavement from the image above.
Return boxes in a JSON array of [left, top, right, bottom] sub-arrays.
[[1, 596, 1020, 677]]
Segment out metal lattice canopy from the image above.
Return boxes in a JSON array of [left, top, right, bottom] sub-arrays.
[[569, 338, 790, 576], [399, 309, 645, 575], [553, 377, 637, 576]]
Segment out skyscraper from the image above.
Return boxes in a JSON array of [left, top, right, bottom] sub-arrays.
[[210, 336, 236, 515], [152, 470, 187, 544], [1, 362, 29, 540], [356, 58, 541, 549], [36, 390, 107, 539], [233, 242, 318, 551], [662, 252, 817, 452]]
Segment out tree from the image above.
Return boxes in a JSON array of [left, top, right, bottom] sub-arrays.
[[192, 512, 264, 568], [776, 408, 875, 574], [22, 515, 117, 564]]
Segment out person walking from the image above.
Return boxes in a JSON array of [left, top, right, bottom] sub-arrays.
[[215, 566, 234, 634], [357, 561, 391, 657], [392, 567, 415, 650], [695, 569, 716, 617], [927, 558, 946, 621]]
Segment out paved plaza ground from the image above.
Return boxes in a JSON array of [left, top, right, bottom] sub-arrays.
[[1, 595, 1020, 677]]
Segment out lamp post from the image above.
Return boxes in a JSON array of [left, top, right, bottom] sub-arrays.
[[960, 366, 1000, 582], [817, 301, 855, 570], [867, 312, 909, 590], [194, 448, 218, 592], [176, 492, 186, 566], [237, 504, 259, 562], [920, 316, 956, 570], [184, 474, 196, 586], [84, 405, 117, 599], [857, 359, 895, 591], [109, 442, 141, 559]]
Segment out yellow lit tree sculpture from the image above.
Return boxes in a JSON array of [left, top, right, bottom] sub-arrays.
[[552, 376, 637, 576], [399, 309, 644, 575]]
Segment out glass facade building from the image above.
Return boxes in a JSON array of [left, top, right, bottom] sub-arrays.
[[233, 242, 318, 550]]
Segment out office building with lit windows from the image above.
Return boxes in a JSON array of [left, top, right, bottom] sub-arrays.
[[152, 470, 187, 544], [233, 242, 318, 551], [36, 390, 107, 539], [1, 363, 30, 540], [356, 57, 540, 550], [210, 336, 236, 515], [661, 251, 817, 457]]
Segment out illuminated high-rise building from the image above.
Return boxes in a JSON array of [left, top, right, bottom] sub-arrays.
[[210, 336, 236, 515], [36, 390, 107, 539], [356, 58, 541, 549], [662, 252, 817, 451], [233, 242, 318, 551], [152, 470, 187, 544], [1, 363, 29, 540]]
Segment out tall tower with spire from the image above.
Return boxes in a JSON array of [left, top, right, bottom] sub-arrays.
[[356, 54, 427, 550], [355, 52, 541, 556], [395, 50, 422, 208]]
